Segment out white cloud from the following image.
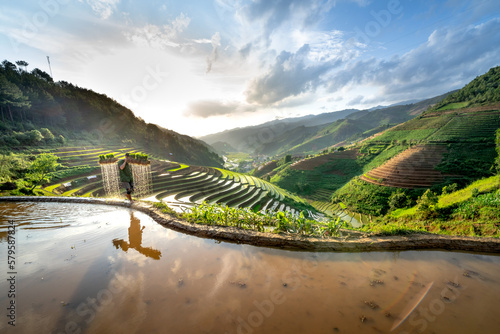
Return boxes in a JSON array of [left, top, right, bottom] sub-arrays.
[[245, 44, 341, 106], [184, 99, 257, 118], [327, 18, 500, 102], [206, 32, 221, 73], [84, 0, 120, 19], [125, 13, 191, 50]]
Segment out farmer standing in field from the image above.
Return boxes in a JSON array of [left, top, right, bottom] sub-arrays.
[[118, 153, 135, 202]]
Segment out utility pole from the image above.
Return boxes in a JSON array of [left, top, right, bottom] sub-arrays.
[[46, 56, 53, 79]]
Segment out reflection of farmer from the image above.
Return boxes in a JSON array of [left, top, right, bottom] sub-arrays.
[[118, 153, 135, 202], [112, 212, 162, 260]]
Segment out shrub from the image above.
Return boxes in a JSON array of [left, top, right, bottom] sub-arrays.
[[496, 128, 500, 172], [40, 128, 55, 142], [388, 190, 411, 210], [25, 130, 44, 145], [479, 206, 500, 220], [276, 154, 292, 167], [442, 183, 458, 195], [416, 189, 438, 217], [3, 136, 20, 146], [57, 134, 66, 145]]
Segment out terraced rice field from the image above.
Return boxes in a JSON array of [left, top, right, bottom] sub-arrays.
[[39, 146, 310, 215], [291, 149, 359, 170], [54, 146, 138, 167], [360, 144, 449, 188], [310, 200, 364, 227], [427, 113, 500, 141], [150, 165, 307, 214], [359, 106, 500, 189]]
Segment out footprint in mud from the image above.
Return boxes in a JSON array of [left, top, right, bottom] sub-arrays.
[[369, 268, 386, 286], [363, 300, 379, 309], [369, 279, 384, 287], [446, 280, 461, 288], [462, 269, 479, 278], [229, 281, 247, 289], [462, 269, 491, 281]]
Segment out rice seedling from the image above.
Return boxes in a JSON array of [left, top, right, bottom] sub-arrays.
[[180, 202, 343, 238]]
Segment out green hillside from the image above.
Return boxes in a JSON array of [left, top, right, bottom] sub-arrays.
[[267, 66, 500, 218], [369, 174, 500, 237], [0, 59, 223, 167], [285, 119, 370, 155], [432, 66, 500, 109]]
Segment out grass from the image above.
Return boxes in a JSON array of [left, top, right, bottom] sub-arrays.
[[357, 217, 500, 237], [438, 175, 500, 208], [389, 206, 417, 218], [357, 220, 427, 235], [436, 102, 469, 111], [373, 129, 436, 142]]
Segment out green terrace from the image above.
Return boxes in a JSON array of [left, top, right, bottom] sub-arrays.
[[35, 146, 319, 218]]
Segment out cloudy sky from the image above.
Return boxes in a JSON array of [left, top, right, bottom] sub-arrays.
[[1, 0, 499, 137]]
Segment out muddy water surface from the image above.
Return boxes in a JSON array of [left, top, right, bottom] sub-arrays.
[[1, 202, 500, 334]]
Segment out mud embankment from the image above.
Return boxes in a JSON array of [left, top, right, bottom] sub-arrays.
[[2, 196, 500, 253]]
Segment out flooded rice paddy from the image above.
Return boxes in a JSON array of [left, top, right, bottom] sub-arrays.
[[1, 202, 500, 333]]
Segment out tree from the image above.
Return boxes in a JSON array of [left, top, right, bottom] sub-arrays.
[[15, 60, 28, 72], [416, 189, 438, 217], [496, 128, 500, 173], [31, 68, 53, 83], [26, 153, 59, 191], [0, 75, 31, 123], [1, 60, 17, 72]]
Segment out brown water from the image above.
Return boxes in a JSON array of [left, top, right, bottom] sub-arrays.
[[1, 202, 500, 334]]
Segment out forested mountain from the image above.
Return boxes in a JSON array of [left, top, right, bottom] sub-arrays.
[[0, 59, 223, 167], [432, 66, 500, 109]]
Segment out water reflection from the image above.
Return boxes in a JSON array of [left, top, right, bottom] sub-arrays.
[[112, 212, 162, 260], [1, 202, 500, 334]]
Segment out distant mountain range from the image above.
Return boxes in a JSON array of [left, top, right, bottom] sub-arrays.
[[200, 92, 454, 156]]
